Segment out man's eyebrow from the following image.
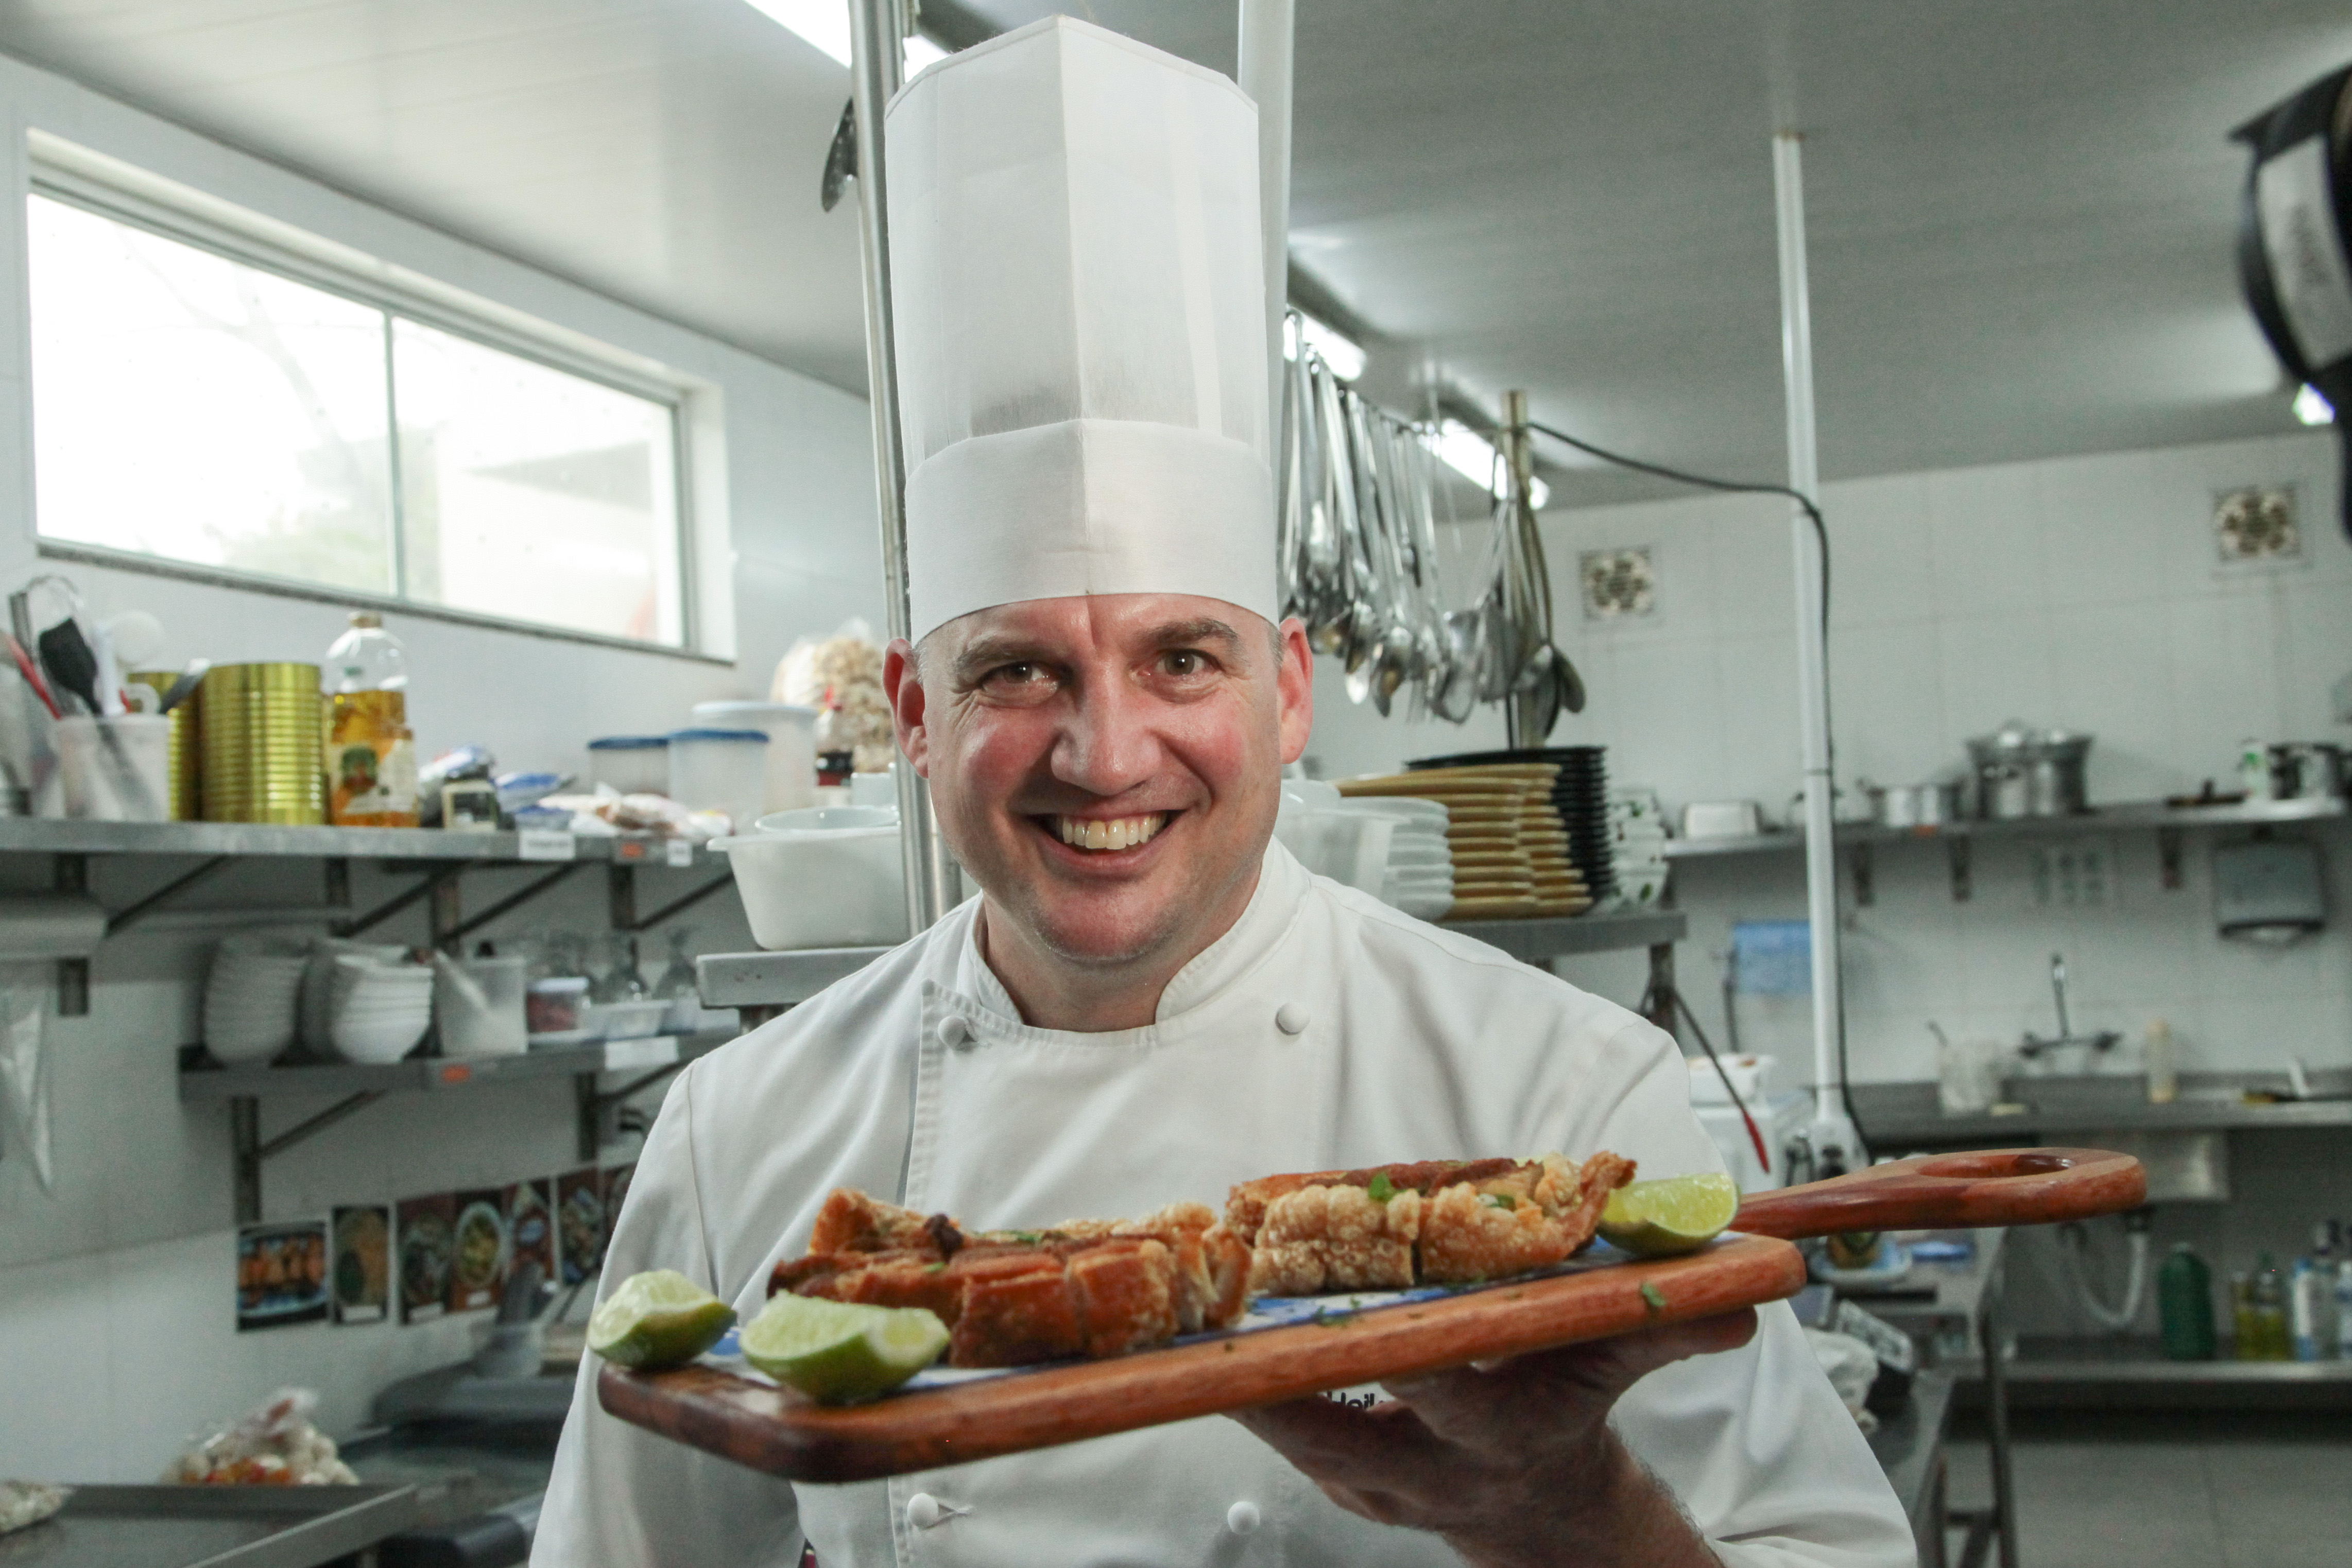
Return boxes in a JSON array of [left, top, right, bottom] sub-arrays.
[[1142, 617, 1245, 659], [949, 635, 1052, 682]]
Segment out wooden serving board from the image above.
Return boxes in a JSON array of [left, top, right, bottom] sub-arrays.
[[599, 1145, 2145, 1484], [598, 1234, 1805, 1483]]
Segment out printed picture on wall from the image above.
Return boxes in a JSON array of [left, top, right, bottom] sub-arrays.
[[449, 1188, 511, 1313], [330, 1204, 392, 1325], [556, 1167, 606, 1285], [505, 1178, 556, 1287], [397, 1193, 455, 1325], [236, 1219, 329, 1331]]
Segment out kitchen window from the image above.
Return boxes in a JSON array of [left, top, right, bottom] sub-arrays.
[[25, 189, 690, 648]]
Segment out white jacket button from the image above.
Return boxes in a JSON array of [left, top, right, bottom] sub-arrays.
[[936, 1014, 970, 1048], [1274, 1003, 1309, 1036], [1226, 1500, 1262, 1535], [907, 1492, 943, 1529]]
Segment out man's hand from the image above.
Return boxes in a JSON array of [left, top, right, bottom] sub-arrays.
[[1229, 1309, 1757, 1567]]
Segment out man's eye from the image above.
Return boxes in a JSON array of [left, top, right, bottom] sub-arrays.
[[1161, 650, 1208, 678], [981, 662, 1055, 695]]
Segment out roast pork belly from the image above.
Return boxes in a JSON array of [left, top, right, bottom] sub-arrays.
[[1232, 1151, 1636, 1296], [770, 1192, 1249, 1368]]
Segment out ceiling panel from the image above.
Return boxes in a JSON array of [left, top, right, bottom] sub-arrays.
[[0, 1, 2346, 504]]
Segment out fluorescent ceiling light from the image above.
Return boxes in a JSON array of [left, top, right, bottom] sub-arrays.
[[744, 0, 851, 65], [2295, 382, 2334, 425], [1431, 419, 1549, 509], [1281, 310, 1367, 382]]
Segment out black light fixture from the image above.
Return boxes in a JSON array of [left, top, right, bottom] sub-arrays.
[[2235, 64, 2352, 541]]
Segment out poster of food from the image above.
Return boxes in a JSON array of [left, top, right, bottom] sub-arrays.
[[330, 1205, 392, 1325], [505, 1178, 556, 1288], [556, 1167, 606, 1284], [449, 1188, 511, 1313], [236, 1219, 329, 1331], [397, 1193, 455, 1324]]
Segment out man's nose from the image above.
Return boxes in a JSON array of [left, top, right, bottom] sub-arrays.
[[1051, 677, 1161, 798]]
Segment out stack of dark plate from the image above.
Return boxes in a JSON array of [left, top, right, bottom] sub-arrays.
[[1409, 747, 1615, 906]]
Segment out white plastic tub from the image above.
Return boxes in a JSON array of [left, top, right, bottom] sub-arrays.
[[435, 955, 529, 1059], [667, 728, 769, 833], [715, 805, 908, 950], [588, 736, 668, 796], [57, 715, 171, 821], [692, 700, 818, 816]]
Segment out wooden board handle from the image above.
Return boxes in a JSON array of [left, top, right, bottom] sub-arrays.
[[1730, 1147, 2145, 1239]]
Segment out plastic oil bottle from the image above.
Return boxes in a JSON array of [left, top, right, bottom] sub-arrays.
[[2336, 1227, 2352, 1359], [2290, 1224, 2337, 1362], [2157, 1242, 2217, 1360], [2247, 1253, 2292, 1360], [323, 612, 419, 827]]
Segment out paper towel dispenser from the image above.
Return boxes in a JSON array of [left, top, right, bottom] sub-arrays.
[[2212, 839, 2325, 942]]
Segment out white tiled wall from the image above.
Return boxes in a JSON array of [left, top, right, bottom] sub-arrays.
[[1310, 429, 2352, 1087], [0, 48, 877, 1476]]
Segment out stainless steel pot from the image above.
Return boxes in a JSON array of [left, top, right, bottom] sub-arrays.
[[1967, 722, 2092, 819]]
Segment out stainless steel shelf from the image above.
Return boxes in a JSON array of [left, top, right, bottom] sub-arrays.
[[0, 816, 721, 865], [1663, 794, 2345, 860], [1438, 907, 1687, 962], [694, 909, 1687, 1010], [178, 1029, 738, 1101], [1852, 1078, 2352, 1142]]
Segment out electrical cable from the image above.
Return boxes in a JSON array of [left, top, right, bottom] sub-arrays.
[[1525, 415, 1867, 1156], [1639, 973, 1768, 1175]]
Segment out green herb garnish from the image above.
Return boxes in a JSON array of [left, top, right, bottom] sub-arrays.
[[1366, 1173, 1396, 1205], [924, 1262, 947, 1274], [1639, 1282, 1667, 1312], [1009, 1231, 1042, 1244], [1482, 1193, 1516, 1210]]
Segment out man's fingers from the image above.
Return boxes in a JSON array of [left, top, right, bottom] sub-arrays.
[[1383, 1309, 1761, 1447], [1228, 1396, 1444, 1495]]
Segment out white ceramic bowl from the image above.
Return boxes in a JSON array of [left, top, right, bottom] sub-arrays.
[[718, 808, 909, 950], [203, 950, 310, 1065], [331, 1006, 432, 1065]]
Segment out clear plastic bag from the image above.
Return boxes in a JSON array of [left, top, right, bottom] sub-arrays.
[[161, 1388, 356, 1486]]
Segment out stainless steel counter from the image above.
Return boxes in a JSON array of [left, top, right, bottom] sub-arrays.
[[21, 1484, 419, 1568]]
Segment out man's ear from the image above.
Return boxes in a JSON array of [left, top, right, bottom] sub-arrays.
[[883, 639, 931, 779], [1274, 616, 1314, 765]]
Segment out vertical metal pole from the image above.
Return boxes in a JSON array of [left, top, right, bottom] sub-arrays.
[[1772, 131, 1852, 1161], [851, 0, 949, 934], [231, 1096, 261, 1225], [1237, 0, 1295, 424]]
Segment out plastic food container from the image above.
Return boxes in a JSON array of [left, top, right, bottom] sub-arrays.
[[667, 728, 770, 833], [435, 955, 529, 1059], [588, 736, 669, 796], [715, 806, 909, 950], [57, 715, 173, 822], [526, 976, 592, 1046], [692, 700, 819, 816], [588, 998, 671, 1041]]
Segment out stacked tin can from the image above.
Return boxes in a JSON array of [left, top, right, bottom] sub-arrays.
[[198, 662, 327, 824]]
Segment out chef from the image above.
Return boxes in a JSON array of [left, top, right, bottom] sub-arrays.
[[536, 16, 1913, 1567]]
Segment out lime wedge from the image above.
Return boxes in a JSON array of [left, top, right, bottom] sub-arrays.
[[587, 1270, 736, 1370], [741, 1293, 949, 1404], [1599, 1171, 1741, 1257]]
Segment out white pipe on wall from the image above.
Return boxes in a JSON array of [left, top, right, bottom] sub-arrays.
[[1771, 130, 1856, 1164], [1237, 0, 1295, 423]]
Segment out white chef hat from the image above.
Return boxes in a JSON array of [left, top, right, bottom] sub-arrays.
[[885, 15, 1275, 643]]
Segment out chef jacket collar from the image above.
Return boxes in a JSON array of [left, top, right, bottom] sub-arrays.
[[951, 836, 1311, 1029]]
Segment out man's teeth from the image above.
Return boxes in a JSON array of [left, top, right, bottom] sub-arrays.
[[1055, 813, 1168, 852]]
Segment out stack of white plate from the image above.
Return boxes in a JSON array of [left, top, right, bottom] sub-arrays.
[[1608, 788, 1671, 908], [203, 937, 312, 1065], [299, 938, 410, 1051], [1334, 797, 1454, 921], [327, 953, 436, 1065]]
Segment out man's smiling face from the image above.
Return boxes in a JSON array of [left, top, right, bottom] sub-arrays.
[[886, 593, 1313, 976]]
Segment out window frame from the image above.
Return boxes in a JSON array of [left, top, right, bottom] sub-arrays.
[[25, 157, 708, 660]]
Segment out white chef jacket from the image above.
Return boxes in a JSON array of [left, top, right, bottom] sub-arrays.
[[536, 840, 1914, 1568]]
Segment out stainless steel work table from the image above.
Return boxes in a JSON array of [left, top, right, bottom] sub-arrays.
[[1843, 1229, 2016, 1568], [22, 1484, 420, 1568]]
